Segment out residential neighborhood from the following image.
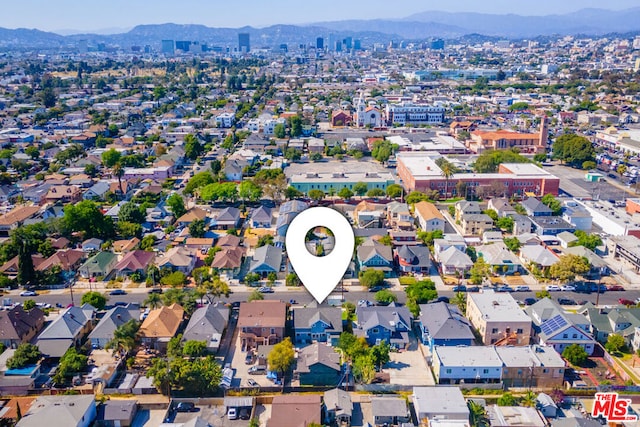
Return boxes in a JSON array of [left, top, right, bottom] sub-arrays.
[[3, 5, 640, 427]]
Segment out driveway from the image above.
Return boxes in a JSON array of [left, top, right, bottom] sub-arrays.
[[384, 335, 435, 386]]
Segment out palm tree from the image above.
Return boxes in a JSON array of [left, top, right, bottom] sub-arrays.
[[106, 319, 139, 357], [144, 292, 162, 309], [440, 161, 455, 199], [112, 161, 124, 196], [452, 291, 467, 315], [521, 390, 537, 407], [468, 400, 489, 427]]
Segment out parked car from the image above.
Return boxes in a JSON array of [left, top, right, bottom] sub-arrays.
[[258, 287, 274, 293], [619, 298, 636, 306], [524, 298, 538, 306], [357, 299, 373, 307], [546, 285, 561, 292], [368, 286, 384, 292], [227, 407, 238, 420], [176, 402, 196, 412], [289, 299, 297, 305], [514, 285, 530, 292], [247, 379, 258, 387], [496, 285, 514, 293], [435, 296, 450, 304], [558, 298, 577, 306], [248, 366, 267, 375], [147, 287, 163, 294], [452, 285, 466, 292], [109, 289, 126, 295], [560, 285, 576, 292], [19, 291, 37, 297], [467, 286, 480, 292], [239, 408, 251, 420], [607, 285, 625, 291], [245, 352, 255, 365]]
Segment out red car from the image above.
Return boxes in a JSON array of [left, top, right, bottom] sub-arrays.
[[607, 285, 625, 291], [618, 298, 635, 306]]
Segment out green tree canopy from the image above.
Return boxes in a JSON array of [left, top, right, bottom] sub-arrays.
[[552, 133, 595, 168], [605, 333, 626, 354], [183, 171, 215, 195], [63, 200, 115, 240], [166, 193, 186, 219], [268, 338, 295, 375], [385, 184, 403, 198], [81, 291, 108, 310], [374, 289, 397, 304], [473, 149, 530, 173], [184, 134, 204, 160], [101, 148, 121, 168], [238, 180, 263, 202], [359, 270, 384, 289], [353, 182, 369, 196], [549, 254, 590, 282], [119, 202, 145, 224], [541, 194, 563, 215], [189, 218, 206, 238], [562, 343, 588, 366], [7, 343, 42, 369]]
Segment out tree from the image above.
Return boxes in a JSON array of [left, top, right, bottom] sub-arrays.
[[521, 390, 538, 407], [118, 221, 142, 239], [248, 289, 264, 302], [63, 200, 115, 240], [183, 340, 208, 358], [533, 153, 548, 163], [417, 229, 444, 247], [308, 189, 324, 201], [189, 219, 206, 238], [147, 355, 222, 396], [605, 334, 626, 354], [470, 256, 491, 285], [359, 270, 384, 289], [153, 85, 166, 100], [268, 338, 295, 378], [200, 182, 238, 202], [370, 342, 390, 370], [40, 86, 56, 108], [541, 194, 563, 215], [503, 237, 522, 253], [353, 182, 368, 196], [160, 271, 188, 287], [338, 187, 354, 200], [374, 289, 397, 305], [438, 159, 457, 198], [119, 202, 145, 224], [23, 299, 36, 310], [17, 237, 36, 288], [51, 347, 88, 384], [144, 292, 163, 309], [183, 172, 214, 196], [81, 291, 108, 310], [468, 400, 489, 427], [106, 319, 139, 356], [210, 159, 222, 175], [496, 216, 514, 233], [112, 162, 124, 195], [405, 280, 438, 316], [473, 149, 530, 173], [497, 392, 518, 406], [289, 116, 303, 137], [184, 134, 204, 160], [563, 344, 588, 366], [257, 234, 274, 248], [536, 290, 551, 299], [199, 277, 231, 303], [572, 230, 602, 251], [310, 152, 323, 162], [286, 272, 300, 287], [101, 148, 121, 168], [371, 140, 398, 164], [167, 193, 186, 219], [7, 343, 41, 369], [367, 188, 385, 197], [552, 134, 595, 168], [549, 254, 590, 282], [386, 184, 403, 198], [238, 180, 263, 202], [274, 123, 286, 139], [406, 191, 427, 204], [452, 292, 467, 314], [140, 235, 156, 251], [284, 186, 303, 200]]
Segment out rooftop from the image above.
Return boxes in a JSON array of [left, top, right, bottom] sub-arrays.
[[468, 291, 531, 323]]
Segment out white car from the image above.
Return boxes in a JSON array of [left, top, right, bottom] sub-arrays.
[[19, 291, 37, 297], [560, 285, 576, 292], [357, 299, 372, 307], [546, 285, 561, 292], [227, 407, 238, 420]]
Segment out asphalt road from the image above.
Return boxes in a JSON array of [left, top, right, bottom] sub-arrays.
[[4, 287, 638, 309]]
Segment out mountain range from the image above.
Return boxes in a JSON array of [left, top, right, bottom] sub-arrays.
[[1, 8, 640, 50]]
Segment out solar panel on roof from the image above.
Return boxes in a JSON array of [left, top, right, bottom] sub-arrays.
[[540, 314, 568, 336]]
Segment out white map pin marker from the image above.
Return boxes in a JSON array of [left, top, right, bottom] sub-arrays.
[[285, 206, 354, 303]]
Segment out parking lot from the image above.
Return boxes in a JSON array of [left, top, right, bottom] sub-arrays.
[[170, 402, 255, 427], [385, 335, 435, 386], [229, 334, 275, 388]]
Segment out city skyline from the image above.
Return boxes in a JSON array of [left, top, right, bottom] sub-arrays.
[[2, 0, 640, 34]]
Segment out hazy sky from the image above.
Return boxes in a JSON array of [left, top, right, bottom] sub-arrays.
[[2, 0, 639, 33]]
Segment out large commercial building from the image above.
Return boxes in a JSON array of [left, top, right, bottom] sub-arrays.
[[238, 33, 250, 53], [396, 153, 559, 198], [289, 171, 395, 195], [468, 118, 548, 154], [385, 102, 445, 126]]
